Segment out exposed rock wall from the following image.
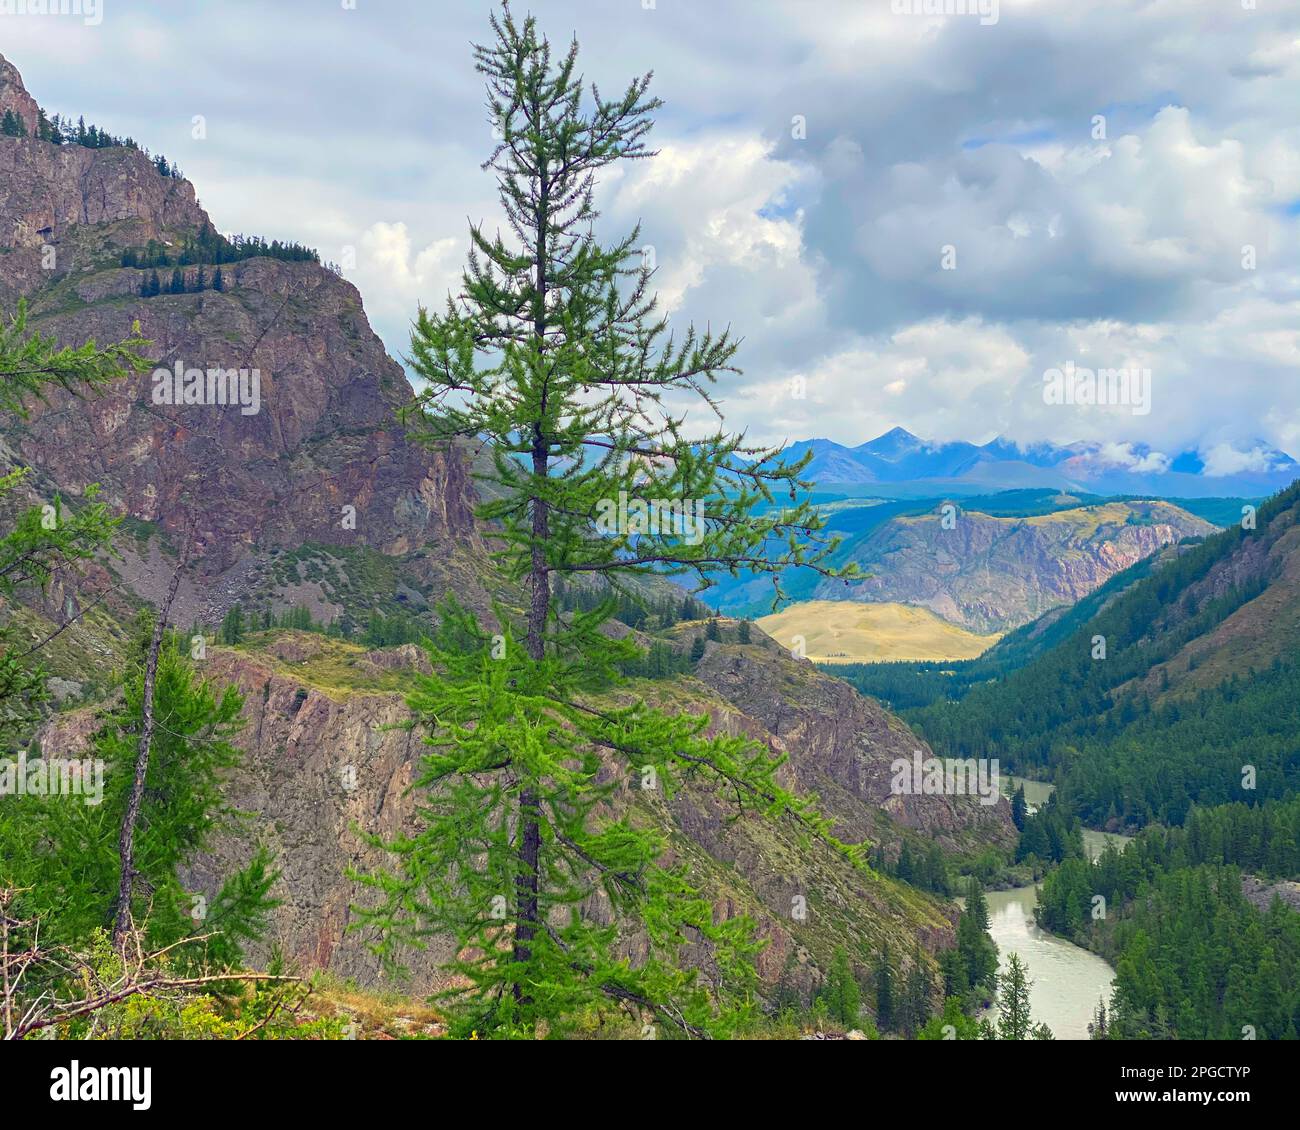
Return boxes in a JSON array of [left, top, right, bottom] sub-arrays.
[[0, 53, 480, 589], [816, 501, 1215, 632]]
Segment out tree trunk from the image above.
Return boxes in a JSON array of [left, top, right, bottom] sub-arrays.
[[512, 165, 549, 999], [111, 559, 185, 949]]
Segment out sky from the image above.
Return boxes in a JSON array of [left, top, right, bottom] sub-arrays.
[[5, 0, 1299, 469]]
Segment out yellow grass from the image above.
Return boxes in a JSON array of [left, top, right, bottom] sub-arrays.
[[757, 600, 1001, 663]]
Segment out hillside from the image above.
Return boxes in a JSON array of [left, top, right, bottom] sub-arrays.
[[812, 499, 1212, 633], [39, 627, 1014, 999], [903, 480, 1300, 828], [712, 492, 1214, 632]]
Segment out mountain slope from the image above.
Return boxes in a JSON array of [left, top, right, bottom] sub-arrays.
[[813, 499, 1212, 632], [906, 480, 1300, 827], [756, 600, 1001, 662], [39, 627, 1013, 998]]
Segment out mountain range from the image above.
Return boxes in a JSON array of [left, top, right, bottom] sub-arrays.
[[785, 427, 1300, 499]]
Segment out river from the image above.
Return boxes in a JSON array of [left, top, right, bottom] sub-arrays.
[[976, 776, 1132, 1039]]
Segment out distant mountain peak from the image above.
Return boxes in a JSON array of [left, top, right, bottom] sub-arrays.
[[786, 427, 1300, 498], [878, 425, 918, 441], [856, 426, 926, 459]]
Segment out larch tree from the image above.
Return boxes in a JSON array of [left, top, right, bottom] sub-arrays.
[[353, 1, 856, 1039], [997, 951, 1034, 1040]]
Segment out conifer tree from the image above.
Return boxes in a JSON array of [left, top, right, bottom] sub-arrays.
[[220, 604, 245, 644], [965, 876, 991, 931], [1011, 783, 1027, 830], [354, 1, 852, 1039], [2, 632, 277, 972], [954, 897, 998, 993], [822, 947, 860, 1027], [1088, 997, 1109, 1039], [900, 946, 933, 1036], [997, 952, 1033, 1040]]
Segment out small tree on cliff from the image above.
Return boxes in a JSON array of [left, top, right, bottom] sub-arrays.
[[353, 1, 853, 1039], [220, 603, 245, 644]]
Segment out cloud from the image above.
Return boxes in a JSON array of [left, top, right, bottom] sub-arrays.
[[349, 222, 463, 329], [1201, 443, 1289, 478], [7, 0, 1298, 459], [1096, 443, 1172, 475]]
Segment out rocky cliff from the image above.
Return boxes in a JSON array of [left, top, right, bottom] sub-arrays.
[[691, 628, 1013, 852], [41, 628, 1010, 998], [815, 500, 1214, 632], [0, 53, 40, 140], [0, 53, 481, 627]]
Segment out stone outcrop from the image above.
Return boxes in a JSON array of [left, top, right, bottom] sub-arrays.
[[0, 53, 40, 138], [692, 634, 1016, 853]]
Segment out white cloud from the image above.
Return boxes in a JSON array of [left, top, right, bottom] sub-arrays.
[[1201, 443, 1288, 477], [1096, 443, 1172, 475], [350, 222, 463, 326]]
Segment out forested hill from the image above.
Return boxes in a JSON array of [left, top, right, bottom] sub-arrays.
[[890, 480, 1300, 828]]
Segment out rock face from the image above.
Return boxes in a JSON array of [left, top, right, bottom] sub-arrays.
[[0, 53, 479, 591], [0, 53, 40, 139], [815, 501, 1215, 632], [692, 633, 1016, 852], [39, 627, 1002, 997]]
